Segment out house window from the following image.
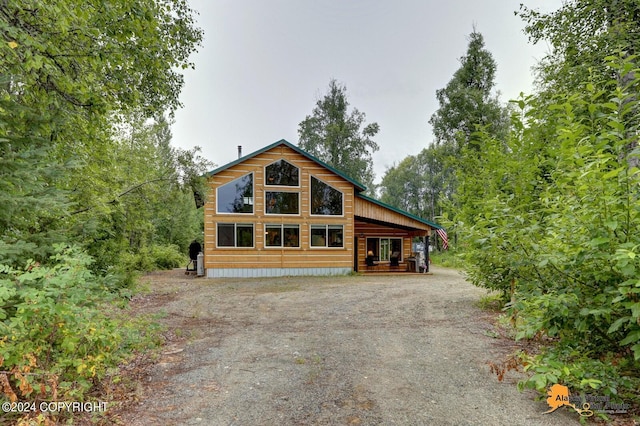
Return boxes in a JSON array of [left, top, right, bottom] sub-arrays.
[[265, 159, 299, 186], [265, 191, 299, 215], [265, 224, 300, 248], [310, 176, 343, 215], [310, 224, 343, 248], [217, 223, 254, 247], [217, 173, 253, 214], [366, 237, 402, 261]]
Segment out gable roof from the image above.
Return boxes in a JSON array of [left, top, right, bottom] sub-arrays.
[[207, 139, 442, 230], [206, 139, 367, 192]]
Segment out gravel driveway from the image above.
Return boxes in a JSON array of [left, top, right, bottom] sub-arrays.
[[118, 266, 578, 425]]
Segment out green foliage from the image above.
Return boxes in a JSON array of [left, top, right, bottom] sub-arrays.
[[519, 0, 640, 94], [0, 1, 204, 421], [518, 345, 640, 403], [379, 29, 508, 233], [78, 115, 211, 276], [0, 245, 160, 412], [298, 79, 380, 192], [379, 144, 454, 222], [457, 52, 640, 404], [1, 0, 202, 116], [429, 249, 465, 270], [121, 244, 187, 272], [429, 30, 509, 153]]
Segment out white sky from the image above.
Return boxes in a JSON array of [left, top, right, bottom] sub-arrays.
[[171, 1, 561, 184]]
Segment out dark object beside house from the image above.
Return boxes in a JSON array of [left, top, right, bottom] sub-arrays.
[[187, 240, 201, 272], [390, 251, 400, 267]]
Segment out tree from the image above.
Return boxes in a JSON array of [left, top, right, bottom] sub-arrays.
[[0, 0, 203, 265], [429, 30, 508, 153], [456, 53, 640, 398], [298, 79, 380, 191], [519, 0, 640, 94], [379, 144, 453, 222], [0, 2, 206, 412], [519, 0, 640, 168]]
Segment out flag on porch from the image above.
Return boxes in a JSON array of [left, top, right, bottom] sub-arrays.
[[436, 228, 449, 250]]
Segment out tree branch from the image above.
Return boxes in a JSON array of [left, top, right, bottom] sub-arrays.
[[68, 177, 172, 216]]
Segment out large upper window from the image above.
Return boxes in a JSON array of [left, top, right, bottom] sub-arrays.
[[265, 224, 300, 248], [265, 191, 299, 215], [311, 176, 343, 215], [265, 159, 299, 186], [310, 224, 343, 248], [217, 223, 254, 247], [217, 173, 253, 214]]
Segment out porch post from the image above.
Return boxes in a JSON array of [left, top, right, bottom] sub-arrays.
[[424, 234, 430, 273]]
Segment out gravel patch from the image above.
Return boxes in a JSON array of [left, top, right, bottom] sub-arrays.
[[118, 267, 579, 425]]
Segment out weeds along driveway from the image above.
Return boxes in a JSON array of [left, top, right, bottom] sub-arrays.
[[119, 266, 578, 426]]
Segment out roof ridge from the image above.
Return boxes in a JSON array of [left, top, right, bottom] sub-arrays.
[[207, 139, 367, 192]]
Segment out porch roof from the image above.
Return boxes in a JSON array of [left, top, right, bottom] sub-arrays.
[[355, 194, 442, 232]]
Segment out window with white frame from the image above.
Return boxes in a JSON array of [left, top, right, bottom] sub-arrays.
[[217, 223, 254, 247], [265, 224, 300, 248], [310, 224, 343, 248], [265, 159, 299, 186], [310, 176, 343, 215], [265, 191, 299, 215], [216, 173, 253, 214], [366, 237, 402, 261]]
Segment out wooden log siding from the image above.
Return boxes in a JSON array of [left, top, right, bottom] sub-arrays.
[[354, 196, 432, 234], [204, 145, 354, 272], [354, 220, 415, 271]]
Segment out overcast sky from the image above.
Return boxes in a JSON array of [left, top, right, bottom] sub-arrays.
[[171, 0, 561, 183]]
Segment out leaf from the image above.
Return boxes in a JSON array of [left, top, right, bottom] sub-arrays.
[[620, 330, 640, 346], [632, 344, 640, 361], [589, 237, 610, 247], [608, 317, 628, 334]]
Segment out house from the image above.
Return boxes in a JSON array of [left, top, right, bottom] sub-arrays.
[[204, 139, 442, 278]]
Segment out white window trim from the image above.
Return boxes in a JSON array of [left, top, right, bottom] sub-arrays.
[[264, 191, 301, 216], [366, 237, 403, 262], [216, 223, 255, 248], [264, 224, 301, 249], [309, 224, 344, 249], [263, 158, 301, 188], [216, 172, 254, 215], [309, 175, 344, 217]]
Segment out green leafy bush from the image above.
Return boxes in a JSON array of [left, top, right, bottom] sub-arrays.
[[150, 244, 188, 270], [457, 54, 640, 404], [120, 244, 187, 272], [0, 245, 160, 422], [518, 345, 640, 403]]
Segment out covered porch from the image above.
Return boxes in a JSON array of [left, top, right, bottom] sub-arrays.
[[353, 195, 436, 273]]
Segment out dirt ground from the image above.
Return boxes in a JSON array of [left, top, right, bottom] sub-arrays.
[[114, 266, 580, 426]]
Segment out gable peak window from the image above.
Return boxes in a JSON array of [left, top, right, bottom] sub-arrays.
[[265, 159, 299, 186]]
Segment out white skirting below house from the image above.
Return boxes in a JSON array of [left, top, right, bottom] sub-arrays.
[[206, 267, 352, 278]]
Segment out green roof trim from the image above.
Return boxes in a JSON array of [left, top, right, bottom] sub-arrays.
[[356, 193, 443, 230], [206, 139, 367, 192]]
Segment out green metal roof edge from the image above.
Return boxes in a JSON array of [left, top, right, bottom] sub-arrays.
[[355, 193, 443, 230], [206, 139, 367, 192]]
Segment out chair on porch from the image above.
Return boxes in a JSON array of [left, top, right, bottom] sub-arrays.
[[390, 251, 400, 267], [366, 251, 379, 269]]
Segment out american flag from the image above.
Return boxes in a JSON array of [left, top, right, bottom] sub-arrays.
[[436, 228, 449, 250]]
